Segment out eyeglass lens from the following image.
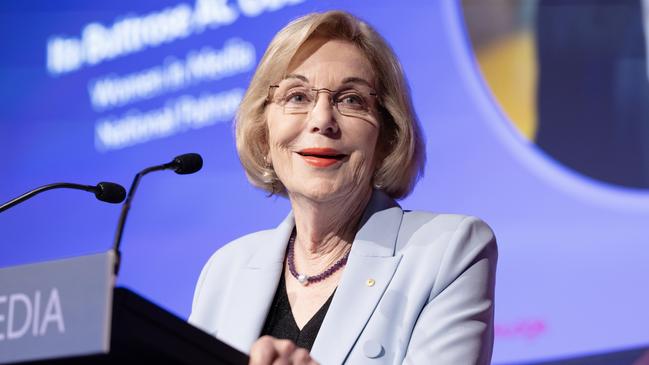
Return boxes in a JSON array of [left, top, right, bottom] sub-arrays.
[[270, 83, 376, 117]]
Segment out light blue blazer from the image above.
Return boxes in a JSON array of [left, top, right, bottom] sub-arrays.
[[189, 190, 497, 364]]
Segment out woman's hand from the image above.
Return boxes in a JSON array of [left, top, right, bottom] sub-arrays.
[[249, 336, 319, 365]]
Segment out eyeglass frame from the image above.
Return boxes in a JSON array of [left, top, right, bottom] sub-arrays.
[[265, 83, 379, 118]]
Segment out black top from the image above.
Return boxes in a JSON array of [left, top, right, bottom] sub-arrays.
[[260, 273, 335, 351]]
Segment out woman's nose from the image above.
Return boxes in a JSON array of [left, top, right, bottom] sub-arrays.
[[307, 93, 340, 136]]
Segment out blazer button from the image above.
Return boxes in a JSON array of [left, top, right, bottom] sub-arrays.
[[363, 340, 384, 358]]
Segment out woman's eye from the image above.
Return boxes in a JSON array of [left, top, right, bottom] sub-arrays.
[[338, 93, 365, 106], [284, 91, 310, 104]]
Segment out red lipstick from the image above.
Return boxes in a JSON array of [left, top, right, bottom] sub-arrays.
[[297, 148, 347, 168]]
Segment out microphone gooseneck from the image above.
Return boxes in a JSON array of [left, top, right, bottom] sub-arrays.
[[112, 153, 203, 275], [0, 182, 126, 213]]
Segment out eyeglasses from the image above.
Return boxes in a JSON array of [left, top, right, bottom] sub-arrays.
[[266, 82, 378, 119]]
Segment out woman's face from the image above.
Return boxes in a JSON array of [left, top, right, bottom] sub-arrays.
[[266, 38, 381, 203]]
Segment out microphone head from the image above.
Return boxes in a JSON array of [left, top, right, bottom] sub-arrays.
[[172, 153, 203, 175], [95, 182, 127, 203]]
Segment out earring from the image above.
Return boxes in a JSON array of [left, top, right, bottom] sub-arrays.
[[262, 156, 277, 185], [372, 171, 384, 190]]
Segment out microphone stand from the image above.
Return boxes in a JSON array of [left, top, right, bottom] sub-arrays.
[[111, 153, 202, 275], [112, 164, 169, 275]]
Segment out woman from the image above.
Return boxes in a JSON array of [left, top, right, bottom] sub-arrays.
[[189, 10, 497, 365]]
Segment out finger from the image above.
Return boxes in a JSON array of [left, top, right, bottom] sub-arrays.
[[290, 348, 311, 363], [271, 358, 290, 365], [250, 336, 278, 365], [273, 339, 297, 356]]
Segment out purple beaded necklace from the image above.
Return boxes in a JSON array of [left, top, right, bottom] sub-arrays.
[[287, 229, 350, 286]]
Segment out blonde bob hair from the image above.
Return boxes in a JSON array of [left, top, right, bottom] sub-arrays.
[[235, 10, 425, 199]]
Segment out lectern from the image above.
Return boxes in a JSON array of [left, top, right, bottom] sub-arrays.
[[0, 251, 248, 364]]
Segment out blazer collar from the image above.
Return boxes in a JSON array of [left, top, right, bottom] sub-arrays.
[[248, 211, 295, 269], [215, 213, 293, 352], [350, 189, 401, 257], [216, 190, 404, 358], [310, 190, 404, 364]]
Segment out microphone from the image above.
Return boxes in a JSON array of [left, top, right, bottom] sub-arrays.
[[171, 153, 203, 175], [112, 153, 203, 275], [0, 182, 126, 213]]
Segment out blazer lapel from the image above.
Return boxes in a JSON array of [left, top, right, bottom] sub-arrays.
[[216, 213, 295, 353], [310, 190, 404, 364]]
